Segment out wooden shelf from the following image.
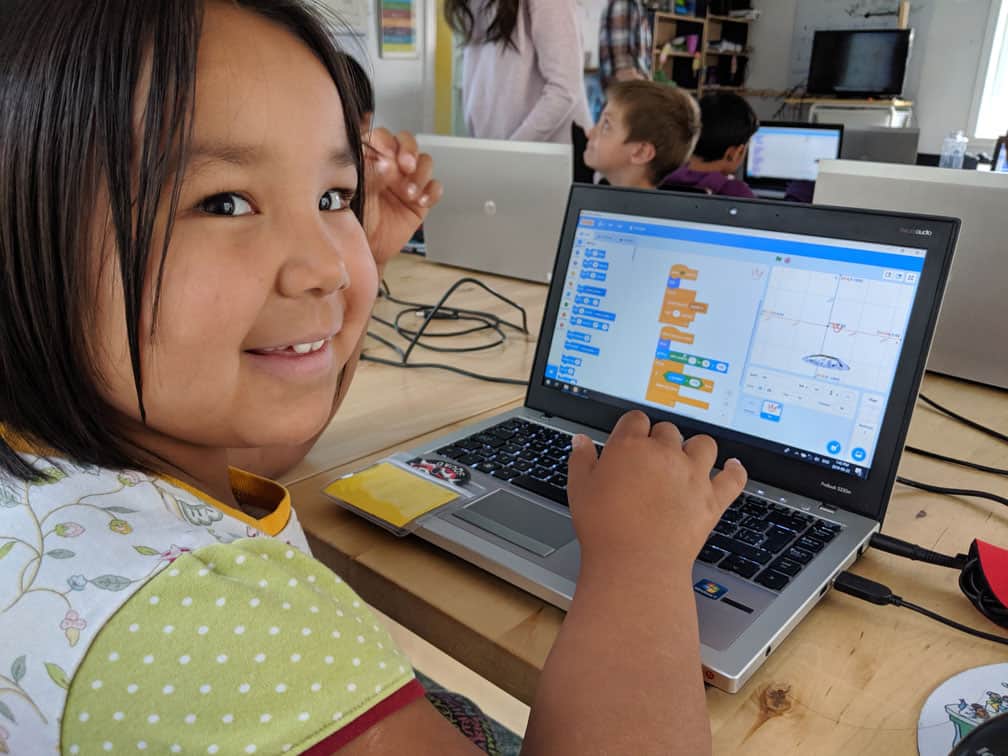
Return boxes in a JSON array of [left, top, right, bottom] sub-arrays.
[[654, 12, 705, 24], [783, 97, 913, 107], [705, 48, 751, 56], [707, 14, 753, 24], [651, 8, 755, 97]]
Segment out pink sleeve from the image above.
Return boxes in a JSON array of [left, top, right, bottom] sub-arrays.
[[511, 0, 588, 141]]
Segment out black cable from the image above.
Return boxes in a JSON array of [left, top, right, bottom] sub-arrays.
[[365, 276, 530, 385], [895, 476, 1008, 508], [904, 445, 1008, 476], [868, 532, 968, 570], [770, 81, 807, 121], [832, 571, 1008, 646], [919, 393, 1008, 445], [960, 543, 1008, 630], [897, 598, 1008, 645], [867, 534, 1008, 630]]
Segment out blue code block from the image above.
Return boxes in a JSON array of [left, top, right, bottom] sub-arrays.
[[564, 343, 601, 356]]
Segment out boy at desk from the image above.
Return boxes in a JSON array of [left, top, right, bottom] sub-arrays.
[[582, 80, 701, 190], [660, 91, 759, 198]]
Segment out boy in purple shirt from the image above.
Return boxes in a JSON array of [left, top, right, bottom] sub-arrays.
[[660, 91, 759, 197]]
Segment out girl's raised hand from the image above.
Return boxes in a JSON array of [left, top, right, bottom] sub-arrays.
[[363, 128, 444, 269]]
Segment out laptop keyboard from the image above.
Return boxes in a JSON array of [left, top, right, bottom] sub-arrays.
[[436, 418, 842, 592]]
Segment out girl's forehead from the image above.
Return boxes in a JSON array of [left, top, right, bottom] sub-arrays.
[[191, 4, 347, 144]]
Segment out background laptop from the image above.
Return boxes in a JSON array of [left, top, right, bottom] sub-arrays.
[[416, 134, 572, 283], [840, 126, 920, 165], [815, 159, 1008, 389], [391, 184, 957, 692], [744, 121, 844, 199]]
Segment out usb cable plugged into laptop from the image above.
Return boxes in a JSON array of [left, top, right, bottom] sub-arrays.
[[831, 531, 1008, 645], [832, 571, 1008, 646]]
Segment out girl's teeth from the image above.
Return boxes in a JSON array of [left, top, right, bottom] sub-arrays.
[[289, 340, 326, 355], [257, 339, 327, 355]]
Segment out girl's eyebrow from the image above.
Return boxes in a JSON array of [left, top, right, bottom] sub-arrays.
[[188, 141, 357, 169]]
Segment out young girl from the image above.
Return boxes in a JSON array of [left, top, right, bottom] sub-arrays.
[[0, 1, 746, 754]]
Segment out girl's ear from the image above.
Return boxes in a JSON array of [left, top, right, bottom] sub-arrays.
[[631, 141, 657, 166]]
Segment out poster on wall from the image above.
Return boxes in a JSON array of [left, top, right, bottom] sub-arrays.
[[379, 0, 419, 58], [324, 0, 369, 35]]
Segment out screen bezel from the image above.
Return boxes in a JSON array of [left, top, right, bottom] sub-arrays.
[[525, 184, 958, 523], [806, 29, 913, 98], [743, 120, 845, 186]]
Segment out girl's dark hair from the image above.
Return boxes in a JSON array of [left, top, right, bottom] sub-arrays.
[[444, 0, 521, 49], [0, 0, 365, 480], [336, 52, 375, 117]]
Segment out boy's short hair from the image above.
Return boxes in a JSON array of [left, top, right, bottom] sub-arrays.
[[607, 81, 701, 185], [693, 91, 759, 162]]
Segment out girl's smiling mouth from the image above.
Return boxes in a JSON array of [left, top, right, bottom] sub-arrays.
[[248, 337, 330, 355], [244, 334, 337, 378]]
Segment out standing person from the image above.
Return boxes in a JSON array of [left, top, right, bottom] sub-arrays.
[[445, 0, 592, 144], [598, 0, 653, 90]]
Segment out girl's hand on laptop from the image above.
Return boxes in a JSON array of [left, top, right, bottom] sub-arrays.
[[363, 128, 443, 270], [567, 410, 747, 573]]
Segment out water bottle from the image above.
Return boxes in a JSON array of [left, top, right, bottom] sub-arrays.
[[939, 130, 968, 169]]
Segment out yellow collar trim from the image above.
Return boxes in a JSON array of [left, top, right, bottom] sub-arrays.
[[162, 468, 292, 538], [1, 426, 290, 537]]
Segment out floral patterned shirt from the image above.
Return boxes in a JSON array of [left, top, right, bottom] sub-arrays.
[[0, 455, 420, 754]]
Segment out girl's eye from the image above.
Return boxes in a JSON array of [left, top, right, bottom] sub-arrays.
[[319, 188, 355, 212], [199, 192, 254, 217]]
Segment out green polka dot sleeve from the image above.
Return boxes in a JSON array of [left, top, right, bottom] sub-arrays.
[[62, 538, 416, 754]]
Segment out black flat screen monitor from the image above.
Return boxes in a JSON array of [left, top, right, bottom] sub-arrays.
[[807, 29, 913, 98]]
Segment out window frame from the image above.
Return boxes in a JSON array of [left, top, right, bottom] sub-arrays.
[[968, 0, 1008, 146]]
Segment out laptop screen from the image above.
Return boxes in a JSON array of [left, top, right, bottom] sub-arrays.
[[747, 125, 842, 182], [542, 210, 927, 480]]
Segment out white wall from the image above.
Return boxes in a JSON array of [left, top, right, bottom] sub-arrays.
[[324, 0, 436, 134], [745, 0, 800, 121], [741, 0, 992, 152]]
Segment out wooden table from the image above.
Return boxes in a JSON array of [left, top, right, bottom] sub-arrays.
[[289, 256, 1008, 755]]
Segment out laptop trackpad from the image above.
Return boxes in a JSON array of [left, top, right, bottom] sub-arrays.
[[453, 490, 575, 558]]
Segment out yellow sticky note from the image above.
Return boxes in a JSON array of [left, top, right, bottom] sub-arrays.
[[324, 462, 459, 528]]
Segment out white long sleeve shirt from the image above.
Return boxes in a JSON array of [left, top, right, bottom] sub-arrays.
[[461, 0, 592, 143]]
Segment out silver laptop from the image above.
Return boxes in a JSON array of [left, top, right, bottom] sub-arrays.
[[840, 126, 920, 164], [395, 185, 957, 692], [815, 159, 1008, 389], [416, 134, 572, 283], [744, 121, 844, 200]]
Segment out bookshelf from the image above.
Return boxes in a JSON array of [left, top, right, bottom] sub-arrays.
[[651, 9, 754, 96]]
